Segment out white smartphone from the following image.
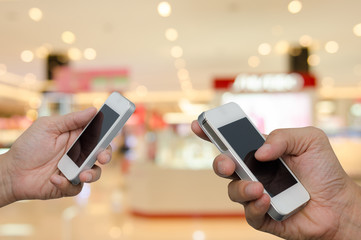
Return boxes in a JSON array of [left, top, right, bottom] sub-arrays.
[[198, 102, 310, 221], [58, 92, 135, 185]]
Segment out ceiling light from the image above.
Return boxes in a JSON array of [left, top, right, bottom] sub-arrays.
[[248, 56, 260, 68], [171, 46, 183, 58], [258, 43, 271, 55], [84, 48, 97, 60], [275, 40, 289, 55], [353, 23, 361, 37], [62, 31, 76, 44], [35, 46, 50, 59], [165, 28, 178, 41], [299, 35, 312, 47], [325, 41, 339, 54], [288, 0, 302, 14], [307, 54, 320, 66], [157, 2, 171, 17], [67, 47, 82, 60], [28, 8, 43, 22], [21, 50, 34, 63]]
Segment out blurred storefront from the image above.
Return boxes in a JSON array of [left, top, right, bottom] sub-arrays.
[[1, 1, 361, 239], [2, 60, 361, 238], [2, 65, 361, 218]]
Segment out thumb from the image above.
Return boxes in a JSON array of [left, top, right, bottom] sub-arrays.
[[55, 107, 97, 133], [255, 127, 316, 161]]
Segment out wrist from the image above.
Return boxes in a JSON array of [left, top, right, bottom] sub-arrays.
[[332, 180, 361, 240], [0, 152, 16, 207]]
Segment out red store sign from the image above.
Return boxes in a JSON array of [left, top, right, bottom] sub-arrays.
[[214, 73, 316, 92]]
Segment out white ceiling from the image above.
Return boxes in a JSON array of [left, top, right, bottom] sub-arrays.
[[1, 0, 361, 92]]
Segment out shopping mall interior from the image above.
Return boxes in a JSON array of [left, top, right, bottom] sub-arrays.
[[1, 0, 361, 239]]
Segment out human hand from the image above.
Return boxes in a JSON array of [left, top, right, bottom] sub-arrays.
[[192, 121, 361, 240], [0, 108, 112, 207]]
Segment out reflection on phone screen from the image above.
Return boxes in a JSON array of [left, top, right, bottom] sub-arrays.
[[218, 118, 297, 197], [67, 104, 119, 167]]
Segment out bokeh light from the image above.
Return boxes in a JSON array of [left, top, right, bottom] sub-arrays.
[[28, 8, 43, 22], [157, 2, 171, 17], [288, 0, 302, 14], [62, 31, 76, 44], [21, 50, 34, 63]]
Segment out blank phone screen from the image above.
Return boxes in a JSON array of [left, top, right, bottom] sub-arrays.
[[67, 104, 119, 167], [218, 118, 297, 197]]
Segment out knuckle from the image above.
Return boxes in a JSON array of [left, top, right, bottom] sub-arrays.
[[227, 181, 238, 202], [266, 129, 288, 145], [306, 126, 328, 142], [227, 180, 246, 203], [267, 128, 285, 140]]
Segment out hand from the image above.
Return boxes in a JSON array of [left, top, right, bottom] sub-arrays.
[[0, 108, 112, 207], [192, 121, 361, 240]]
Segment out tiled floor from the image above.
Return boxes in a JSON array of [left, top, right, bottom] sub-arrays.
[[0, 159, 281, 240]]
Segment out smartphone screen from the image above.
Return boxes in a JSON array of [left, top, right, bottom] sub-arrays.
[[218, 118, 297, 197], [67, 104, 119, 167]]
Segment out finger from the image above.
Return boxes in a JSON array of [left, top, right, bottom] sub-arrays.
[[97, 145, 112, 165], [213, 154, 236, 178], [244, 193, 271, 230], [228, 180, 264, 204], [191, 120, 210, 141], [79, 165, 102, 183], [50, 174, 83, 196], [255, 127, 324, 161], [55, 107, 97, 133]]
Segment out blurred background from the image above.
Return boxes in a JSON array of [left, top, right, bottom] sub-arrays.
[[1, 0, 361, 239]]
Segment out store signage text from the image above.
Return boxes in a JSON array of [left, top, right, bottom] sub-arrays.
[[213, 72, 316, 92], [231, 73, 304, 92]]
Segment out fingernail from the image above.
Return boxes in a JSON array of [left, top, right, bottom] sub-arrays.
[[85, 173, 92, 182], [255, 198, 264, 209], [257, 143, 271, 155], [106, 154, 111, 163], [245, 183, 254, 196], [217, 160, 227, 176], [52, 175, 62, 185]]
